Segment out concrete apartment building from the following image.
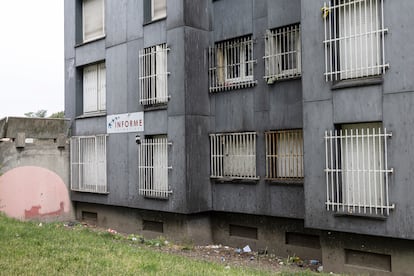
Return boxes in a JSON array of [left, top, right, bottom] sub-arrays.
[[65, 0, 414, 273]]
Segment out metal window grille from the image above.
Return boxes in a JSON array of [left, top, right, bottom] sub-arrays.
[[324, 124, 394, 216], [82, 0, 105, 42], [138, 136, 172, 198], [83, 62, 106, 113], [70, 135, 107, 193], [265, 130, 304, 180], [210, 132, 258, 179], [139, 44, 169, 106], [264, 24, 301, 83], [323, 0, 389, 81], [208, 36, 257, 93]]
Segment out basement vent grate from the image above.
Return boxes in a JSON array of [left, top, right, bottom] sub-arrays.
[[229, 224, 258, 240]]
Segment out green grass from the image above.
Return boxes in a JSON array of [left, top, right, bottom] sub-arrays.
[[0, 215, 322, 275]]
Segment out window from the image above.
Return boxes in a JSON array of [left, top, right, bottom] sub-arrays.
[[324, 123, 394, 216], [323, 0, 388, 81], [82, 0, 105, 42], [209, 36, 256, 92], [139, 44, 169, 106], [70, 135, 107, 193], [138, 136, 172, 198], [144, 0, 166, 23], [264, 24, 301, 83], [83, 63, 106, 114], [265, 130, 303, 180], [210, 132, 257, 179]]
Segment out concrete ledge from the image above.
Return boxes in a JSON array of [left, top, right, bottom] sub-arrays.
[[0, 117, 71, 139]]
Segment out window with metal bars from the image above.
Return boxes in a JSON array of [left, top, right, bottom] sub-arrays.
[[208, 36, 256, 92], [70, 135, 107, 193], [323, 0, 389, 81], [139, 44, 169, 106], [82, 0, 105, 43], [210, 132, 258, 180], [265, 130, 304, 180], [264, 24, 301, 83], [138, 136, 172, 199], [324, 123, 394, 216], [83, 62, 106, 114]]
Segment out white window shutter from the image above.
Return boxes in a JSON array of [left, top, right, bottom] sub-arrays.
[[156, 45, 167, 102], [83, 65, 98, 113], [152, 0, 166, 21], [83, 0, 104, 42], [98, 63, 106, 111]]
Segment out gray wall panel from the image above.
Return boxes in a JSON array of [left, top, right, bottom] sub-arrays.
[[106, 44, 128, 115], [268, 0, 301, 29], [184, 0, 210, 31], [143, 110, 168, 135], [126, 39, 142, 113], [301, 0, 331, 102], [185, 27, 210, 116], [166, 0, 185, 30], [213, 0, 253, 41], [106, 0, 127, 47], [333, 86, 382, 124], [214, 90, 256, 133], [143, 20, 167, 47], [64, 0, 76, 59], [167, 28, 186, 116], [127, 0, 144, 40], [75, 39, 106, 66], [383, 0, 414, 94]]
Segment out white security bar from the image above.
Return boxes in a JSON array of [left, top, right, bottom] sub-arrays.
[[324, 127, 394, 216], [138, 136, 172, 199], [323, 0, 389, 81], [139, 44, 170, 105], [265, 130, 304, 180], [264, 24, 301, 83], [210, 132, 258, 179], [209, 36, 257, 92], [70, 135, 107, 193]]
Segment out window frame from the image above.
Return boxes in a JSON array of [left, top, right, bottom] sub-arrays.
[[82, 0, 105, 43], [70, 135, 108, 193], [208, 36, 257, 93], [83, 62, 106, 115], [324, 122, 394, 216], [323, 0, 389, 82], [265, 129, 304, 181], [264, 24, 301, 83], [138, 135, 172, 199], [144, 0, 167, 24], [210, 132, 258, 180], [138, 44, 170, 106]]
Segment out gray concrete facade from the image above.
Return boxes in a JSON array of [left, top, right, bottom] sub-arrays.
[[65, 0, 414, 274], [301, 0, 414, 241]]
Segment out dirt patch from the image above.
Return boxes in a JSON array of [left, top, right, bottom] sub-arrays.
[[157, 244, 322, 273], [69, 222, 324, 274]]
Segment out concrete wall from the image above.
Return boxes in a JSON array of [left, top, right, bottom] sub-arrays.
[[64, 1, 414, 273], [209, 0, 304, 219], [65, 0, 214, 214], [0, 117, 73, 221], [301, 0, 414, 240], [321, 231, 414, 275], [76, 202, 213, 244]]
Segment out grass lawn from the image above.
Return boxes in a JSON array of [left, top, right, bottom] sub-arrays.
[[0, 214, 322, 275]]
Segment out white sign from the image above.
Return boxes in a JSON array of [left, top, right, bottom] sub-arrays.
[[107, 112, 144, 133]]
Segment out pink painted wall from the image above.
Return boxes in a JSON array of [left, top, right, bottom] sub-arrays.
[[0, 166, 71, 220]]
